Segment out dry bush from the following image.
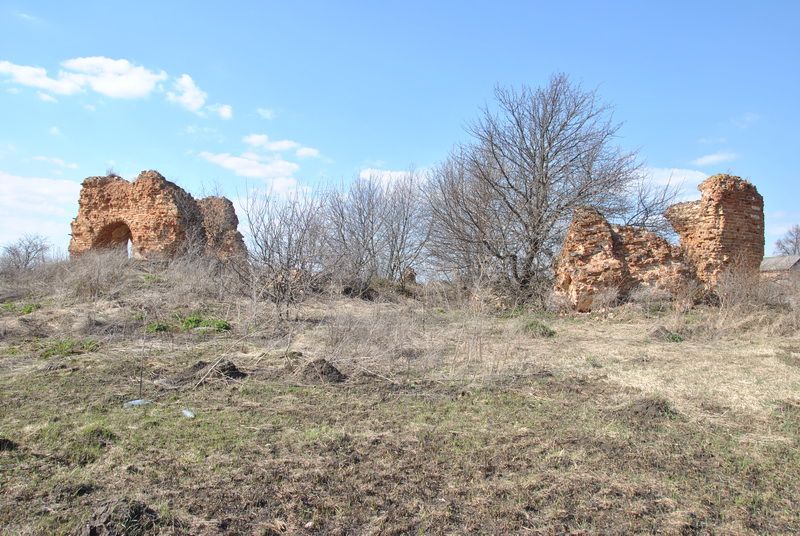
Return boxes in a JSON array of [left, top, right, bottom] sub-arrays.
[[59, 250, 139, 300], [543, 290, 572, 314], [627, 286, 674, 316], [590, 286, 620, 311], [691, 270, 800, 337], [319, 304, 431, 376]]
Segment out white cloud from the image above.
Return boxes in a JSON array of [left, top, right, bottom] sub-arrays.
[[198, 150, 299, 181], [243, 133, 300, 152], [731, 112, 760, 129], [0, 171, 81, 249], [32, 156, 78, 169], [60, 56, 167, 98], [15, 12, 41, 23], [358, 168, 413, 186], [167, 74, 207, 112], [257, 107, 275, 120], [698, 136, 726, 144], [49, 126, 61, 136], [691, 151, 739, 167], [6, 87, 20, 94], [210, 104, 233, 120], [765, 210, 800, 252], [0, 60, 83, 94], [0, 57, 167, 99], [185, 125, 217, 135], [296, 147, 320, 158], [644, 167, 708, 201], [37, 91, 57, 102], [83, 103, 96, 112]]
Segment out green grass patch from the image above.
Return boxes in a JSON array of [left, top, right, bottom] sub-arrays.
[[176, 313, 231, 332], [523, 318, 556, 338], [1, 302, 41, 315], [38, 338, 99, 358], [145, 321, 171, 333]]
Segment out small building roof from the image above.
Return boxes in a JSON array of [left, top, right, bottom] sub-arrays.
[[760, 255, 800, 272]]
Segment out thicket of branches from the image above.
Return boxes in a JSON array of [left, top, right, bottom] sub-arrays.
[[242, 74, 677, 307], [2, 74, 679, 310]]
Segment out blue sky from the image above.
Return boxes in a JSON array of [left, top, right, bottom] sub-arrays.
[[1, 1, 798, 253]]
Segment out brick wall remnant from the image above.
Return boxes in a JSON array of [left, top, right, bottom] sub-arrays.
[[68, 170, 246, 259], [555, 174, 764, 311], [554, 208, 690, 312], [664, 174, 764, 287]]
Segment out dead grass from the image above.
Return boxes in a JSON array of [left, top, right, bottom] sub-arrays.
[[2, 260, 800, 534]]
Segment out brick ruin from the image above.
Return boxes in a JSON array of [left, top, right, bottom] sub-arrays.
[[555, 174, 764, 311], [69, 170, 246, 260]]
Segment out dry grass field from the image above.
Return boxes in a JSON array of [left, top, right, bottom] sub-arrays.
[[2, 254, 800, 534]]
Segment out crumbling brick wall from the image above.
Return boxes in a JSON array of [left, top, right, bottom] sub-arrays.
[[555, 174, 764, 311], [69, 170, 246, 259], [554, 208, 690, 312], [665, 174, 764, 287]]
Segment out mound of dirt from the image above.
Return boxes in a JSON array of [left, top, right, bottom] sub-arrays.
[[301, 358, 347, 383], [80, 498, 161, 536], [155, 359, 247, 389], [620, 395, 681, 422]]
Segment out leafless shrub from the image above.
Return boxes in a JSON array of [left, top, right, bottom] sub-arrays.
[[543, 290, 572, 315], [0, 234, 51, 274], [243, 188, 329, 318], [716, 270, 788, 310], [775, 224, 800, 256], [590, 287, 620, 310], [325, 169, 429, 292], [627, 286, 674, 315], [61, 250, 137, 300]]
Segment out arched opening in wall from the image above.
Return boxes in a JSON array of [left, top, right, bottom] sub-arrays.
[[93, 221, 134, 257]]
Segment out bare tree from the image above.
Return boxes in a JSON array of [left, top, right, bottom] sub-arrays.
[[427, 73, 672, 298], [0, 234, 51, 273], [324, 170, 429, 290], [380, 170, 430, 283], [325, 177, 386, 286], [775, 225, 800, 256], [244, 189, 328, 317], [619, 175, 682, 235]]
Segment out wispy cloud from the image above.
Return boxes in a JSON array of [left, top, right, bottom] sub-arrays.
[[0, 57, 168, 99], [15, 12, 42, 23], [48, 126, 61, 136], [296, 147, 320, 158], [257, 107, 275, 120], [358, 168, 414, 186], [37, 91, 57, 103], [167, 74, 207, 112], [198, 151, 301, 195], [199, 151, 298, 180], [32, 156, 78, 169], [691, 151, 739, 166], [243, 133, 299, 152], [731, 112, 760, 129], [0, 170, 81, 248], [697, 136, 726, 145], [0, 57, 233, 119], [644, 167, 708, 201]]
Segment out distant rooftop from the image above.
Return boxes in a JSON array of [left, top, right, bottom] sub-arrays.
[[760, 255, 800, 272]]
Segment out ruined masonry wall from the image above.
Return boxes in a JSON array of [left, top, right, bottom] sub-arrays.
[[69, 170, 246, 259], [555, 174, 764, 311], [554, 208, 689, 312], [665, 174, 764, 287]]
